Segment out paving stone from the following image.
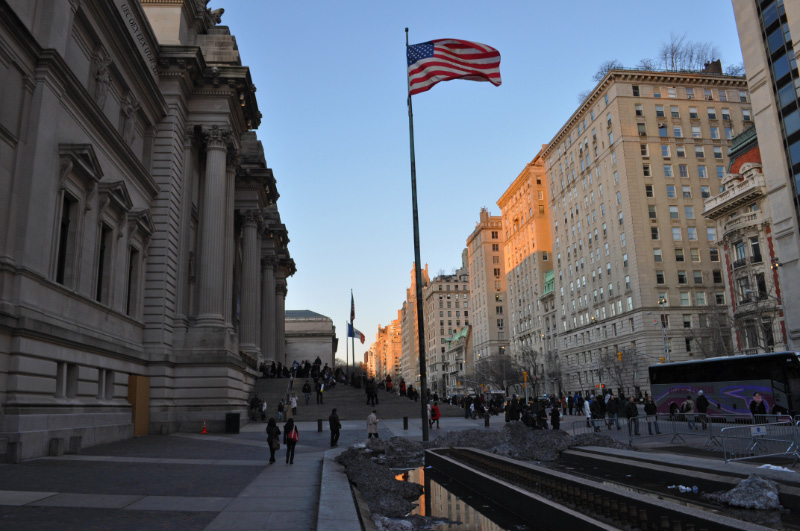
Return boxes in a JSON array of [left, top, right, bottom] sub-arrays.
[[126, 496, 232, 512], [31, 493, 143, 509], [0, 490, 58, 506]]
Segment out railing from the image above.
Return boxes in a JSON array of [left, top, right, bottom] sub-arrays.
[[733, 258, 747, 269], [722, 210, 765, 239], [721, 416, 800, 465], [239, 351, 257, 371], [703, 174, 766, 216]]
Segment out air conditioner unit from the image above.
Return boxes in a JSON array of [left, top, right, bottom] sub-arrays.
[[705, 96, 713, 101], [658, 123, 665, 128], [687, 95, 694, 99]]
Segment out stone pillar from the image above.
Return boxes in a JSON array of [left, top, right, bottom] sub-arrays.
[[196, 126, 229, 326], [223, 161, 236, 328], [260, 257, 276, 362], [239, 211, 260, 353], [275, 279, 287, 365]]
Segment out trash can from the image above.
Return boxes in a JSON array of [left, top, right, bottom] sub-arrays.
[[225, 412, 240, 434]]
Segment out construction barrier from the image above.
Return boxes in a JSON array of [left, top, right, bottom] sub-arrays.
[[721, 419, 799, 465]]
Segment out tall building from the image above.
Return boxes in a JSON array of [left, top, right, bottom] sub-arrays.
[[703, 126, 787, 353], [0, 1, 292, 460], [423, 250, 470, 394], [400, 263, 429, 386], [732, 0, 800, 348], [466, 209, 508, 368], [543, 68, 750, 397], [496, 151, 553, 392]]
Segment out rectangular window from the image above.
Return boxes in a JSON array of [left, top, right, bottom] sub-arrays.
[[692, 126, 702, 138], [679, 165, 688, 178], [685, 205, 695, 217], [721, 108, 731, 121], [675, 248, 685, 262], [686, 88, 694, 99], [664, 164, 673, 177], [696, 292, 706, 306], [672, 227, 681, 240], [673, 126, 683, 138], [56, 194, 79, 286], [661, 144, 670, 157], [633, 85, 640, 97], [658, 124, 667, 137], [693, 270, 703, 284], [687, 227, 698, 241], [668, 88, 677, 99], [656, 105, 665, 117], [691, 248, 701, 262], [713, 147, 722, 159], [689, 107, 698, 118], [635, 103, 643, 116], [680, 292, 691, 306], [126, 247, 140, 316], [643, 164, 651, 177], [698, 165, 707, 178], [654, 248, 662, 262], [707, 107, 717, 120], [710, 127, 720, 139], [651, 226, 660, 240], [676, 145, 686, 158], [695, 146, 704, 158], [95, 224, 113, 304], [666, 185, 676, 198], [641, 144, 649, 156], [656, 271, 665, 284], [648, 205, 657, 219], [638, 123, 647, 136], [670, 105, 679, 117], [739, 90, 748, 102], [710, 248, 720, 262], [700, 186, 710, 198], [677, 271, 687, 284], [707, 227, 717, 241], [645, 185, 654, 197], [743, 109, 751, 121]]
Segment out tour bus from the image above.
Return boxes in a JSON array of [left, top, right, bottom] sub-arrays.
[[648, 351, 800, 416]]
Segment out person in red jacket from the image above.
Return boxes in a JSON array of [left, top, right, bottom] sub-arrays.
[[429, 402, 441, 429]]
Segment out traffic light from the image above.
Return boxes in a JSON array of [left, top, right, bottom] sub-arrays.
[[596, 383, 605, 389], [660, 357, 665, 363], [617, 351, 622, 362], [523, 371, 528, 382]]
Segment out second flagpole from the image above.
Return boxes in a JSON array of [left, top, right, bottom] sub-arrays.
[[405, 28, 430, 443]]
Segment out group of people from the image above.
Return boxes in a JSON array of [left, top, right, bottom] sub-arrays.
[[265, 417, 299, 465], [583, 393, 646, 435], [259, 356, 333, 381]]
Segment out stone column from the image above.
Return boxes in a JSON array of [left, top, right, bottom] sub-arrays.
[[196, 126, 229, 326], [275, 279, 287, 365], [239, 211, 260, 353], [260, 257, 276, 362], [223, 155, 237, 328]]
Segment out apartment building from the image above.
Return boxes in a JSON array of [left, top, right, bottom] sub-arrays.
[[466, 209, 509, 367], [496, 151, 554, 391], [372, 316, 403, 382], [400, 263, 429, 386], [703, 126, 787, 354], [732, 0, 800, 349], [543, 68, 751, 397], [423, 251, 470, 394]]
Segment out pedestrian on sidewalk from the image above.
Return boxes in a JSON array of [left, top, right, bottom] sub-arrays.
[[277, 400, 285, 421], [429, 402, 441, 429], [266, 418, 281, 464], [260, 398, 267, 421], [302, 380, 311, 405], [624, 396, 640, 436], [329, 408, 341, 447], [367, 410, 380, 439], [681, 395, 697, 430], [550, 404, 561, 430], [644, 396, 661, 435], [696, 390, 710, 430], [750, 392, 768, 424], [290, 393, 298, 416], [315, 379, 324, 404], [283, 418, 298, 464]]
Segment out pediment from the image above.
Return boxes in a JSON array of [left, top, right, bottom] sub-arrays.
[[59, 144, 103, 189], [128, 209, 154, 237], [98, 181, 133, 215]]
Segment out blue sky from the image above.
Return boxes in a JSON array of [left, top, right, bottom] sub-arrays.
[[220, 1, 744, 364]]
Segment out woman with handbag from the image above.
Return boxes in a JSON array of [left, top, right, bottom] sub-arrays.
[[266, 418, 281, 464], [283, 418, 299, 465]]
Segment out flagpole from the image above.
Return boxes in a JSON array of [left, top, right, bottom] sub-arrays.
[[350, 289, 354, 379], [406, 28, 430, 443], [346, 321, 349, 380]]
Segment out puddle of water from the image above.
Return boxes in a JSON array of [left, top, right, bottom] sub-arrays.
[[394, 466, 536, 531]]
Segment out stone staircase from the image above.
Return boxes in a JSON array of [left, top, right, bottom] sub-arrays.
[[247, 378, 466, 422]]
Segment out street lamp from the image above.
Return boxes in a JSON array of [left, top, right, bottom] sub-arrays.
[[647, 310, 670, 363], [499, 345, 507, 396]]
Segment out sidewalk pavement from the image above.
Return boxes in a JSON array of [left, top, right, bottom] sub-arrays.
[[0, 413, 500, 530]]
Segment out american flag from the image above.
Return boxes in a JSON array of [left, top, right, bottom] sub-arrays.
[[350, 292, 355, 324], [407, 39, 501, 96]]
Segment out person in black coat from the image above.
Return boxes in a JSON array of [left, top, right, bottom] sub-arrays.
[[329, 408, 341, 448], [643, 396, 661, 435], [266, 418, 281, 464], [550, 404, 561, 430], [696, 390, 710, 430], [750, 392, 768, 423], [624, 396, 640, 436]]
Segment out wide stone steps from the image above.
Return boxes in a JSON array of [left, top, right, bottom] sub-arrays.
[[248, 378, 466, 422]]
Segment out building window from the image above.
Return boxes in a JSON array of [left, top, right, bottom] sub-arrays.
[[680, 292, 691, 306], [656, 105, 665, 117], [689, 106, 699, 118], [643, 164, 651, 177], [679, 165, 688, 178], [664, 165, 673, 177], [673, 126, 683, 138], [713, 147, 723, 159], [677, 271, 687, 284], [698, 165, 707, 178], [645, 185, 654, 197], [633, 85, 640, 97], [672, 227, 681, 241], [693, 270, 703, 284], [648, 206, 657, 219], [687, 227, 698, 240], [670, 105, 680, 117], [675, 248, 685, 262], [700, 186, 710, 198], [691, 248, 700, 262], [695, 146, 704, 158], [656, 271, 665, 284], [667, 185, 676, 198], [651, 227, 660, 240], [654, 248, 662, 262], [638, 123, 647, 136], [676, 145, 686, 158], [707, 107, 717, 120], [710, 248, 720, 262]]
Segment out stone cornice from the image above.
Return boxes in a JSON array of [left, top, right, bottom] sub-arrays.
[[37, 50, 160, 198]]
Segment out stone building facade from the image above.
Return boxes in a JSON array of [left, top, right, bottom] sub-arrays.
[[703, 126, 787, 354], [400, 263, 428, 386], [370, 315, 401, 382], [422, 250, 470, 395], [732, 0, 800, 349], [542, 69, 750, 398], [496, 151, 553, 392], [0, 0, 293, 460], [465, 209, 508, 367], [284, 310, 338, 368]]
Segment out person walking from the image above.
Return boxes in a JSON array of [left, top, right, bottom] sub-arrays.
[[260, 398, 267, 422], [277, 400, 285, 421], [329, 408, 341, 447], [302, 380, 311, 405], [590, 396, 603, 432], [644, 396, 661, 435], [430, 402, 441, 429], [367, 410, 380, 439], [315, 379, 324, 404], [550, 404, 561, 430], [696, 390, 710, 430], [567, 393, 574, 416], [584, 394, 592, 428], [266, 418, 281, 464], [606, 394, 621, 430], [283, 418, 298, 464], [290, 393, 298, 416], [681, 395, 697, 430], [624, 396, 640, 436]]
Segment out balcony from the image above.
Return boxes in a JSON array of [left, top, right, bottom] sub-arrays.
[[703, 174, 767, 218], [722, 210, 766, 240]]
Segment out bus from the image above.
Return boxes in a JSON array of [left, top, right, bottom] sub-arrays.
[[648, 351, 800, 416]]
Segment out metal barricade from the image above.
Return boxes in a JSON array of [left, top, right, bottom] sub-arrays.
[[721, 420, 799, 465], [666, 413, 795, 449]]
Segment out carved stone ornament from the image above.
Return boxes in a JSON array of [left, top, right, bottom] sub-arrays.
[[209, 8, 224, 25], [93, 55, 112, 109], [122, 95, 140, 144], [204, 125, 231, 149], [58, 158, 74, 191], [226, 146, 240, 168]]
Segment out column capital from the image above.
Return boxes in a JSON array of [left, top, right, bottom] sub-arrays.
[[184, 126, 198, 147], [261, 255, 277, 269], [227, 146, 240, 168], [203, 125, 231, 150], [241, 209, 262, 228]]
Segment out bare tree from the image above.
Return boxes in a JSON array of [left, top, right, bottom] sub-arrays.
[[635, 57, 658, 71], [517, 346, 542, 397], [471, 354, 524, 394], [657, 33, 720, 71], [690, 312, 735, 358], [725, 62, 746, 77], [597, 346, 639, 396], [544, 351, 564, 396], [592, 59, 624, 82], [576, 88, 593, 105]]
